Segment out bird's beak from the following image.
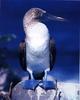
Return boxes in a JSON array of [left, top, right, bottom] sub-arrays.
[[43, 12, 67, 22]]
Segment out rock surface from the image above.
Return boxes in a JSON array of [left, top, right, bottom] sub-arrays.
[[11, 81, 79, 100]]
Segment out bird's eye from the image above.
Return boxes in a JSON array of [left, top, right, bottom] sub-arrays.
[[35, 11, 38, 15]]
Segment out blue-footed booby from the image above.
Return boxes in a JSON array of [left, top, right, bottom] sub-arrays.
[[19, 8, 65, 80]]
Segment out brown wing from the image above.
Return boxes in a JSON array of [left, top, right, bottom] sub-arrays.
[[50, 37, 56, 70], [18, 40, 26, 71]]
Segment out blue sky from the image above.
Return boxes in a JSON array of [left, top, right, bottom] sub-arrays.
[[0, 0, 79, 82]]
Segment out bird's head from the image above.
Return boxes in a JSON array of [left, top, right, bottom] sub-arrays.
[[23, 8, 46, 28], [24, 8, 46, 20], [30, 8, 46, 19], [23, 7, 67, 27]]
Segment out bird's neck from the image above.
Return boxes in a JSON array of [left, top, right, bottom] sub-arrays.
[[24, 18, 39, 28]]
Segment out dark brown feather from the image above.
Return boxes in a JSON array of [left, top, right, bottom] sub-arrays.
[[18, 40, 26, 71], [49, 37, 56, 70]]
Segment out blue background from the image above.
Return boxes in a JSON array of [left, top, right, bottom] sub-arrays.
[[0, 0, 79, 82]]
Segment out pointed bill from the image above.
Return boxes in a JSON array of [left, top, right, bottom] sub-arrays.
[[45, 13, 67, 22]]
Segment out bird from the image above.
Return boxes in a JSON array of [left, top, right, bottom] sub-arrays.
[[19, 8, 65, 80]]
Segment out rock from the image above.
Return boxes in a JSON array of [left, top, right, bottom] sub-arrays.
[[11, 80, 79, 100], [11, 80, 57, 100]]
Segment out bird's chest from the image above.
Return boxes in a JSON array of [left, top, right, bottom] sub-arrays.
[[26, 37, 50, 71], [27, 35, 49, 52], [26, 22, 49, 51], [25, 22, 50, 71]]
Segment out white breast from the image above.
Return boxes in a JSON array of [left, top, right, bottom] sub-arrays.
[[25, 22, 50, 72], [25, 22, 49, 51]]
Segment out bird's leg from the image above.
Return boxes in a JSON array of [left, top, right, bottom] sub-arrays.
[[27, 68, 34, 80], [43, 68, 50, 80]]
